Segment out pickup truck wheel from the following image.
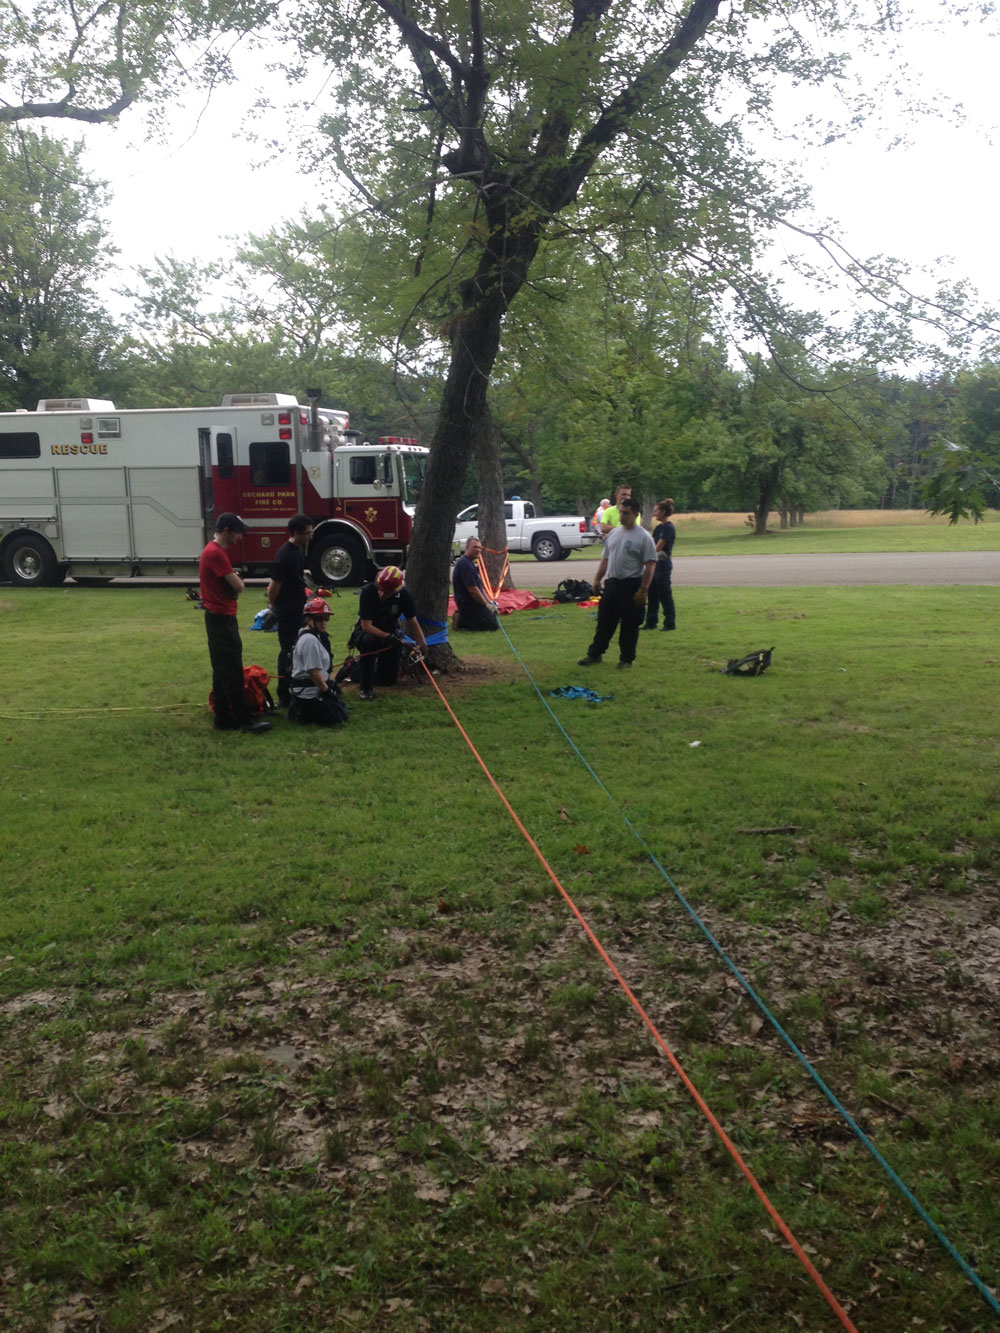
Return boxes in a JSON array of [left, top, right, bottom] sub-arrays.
[[531, 532, 563, 562], [3, 533, 61, 586], [311, 533, 368, 587]]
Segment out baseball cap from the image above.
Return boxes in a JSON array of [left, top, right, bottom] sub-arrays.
[[216, 512, 248, 534]]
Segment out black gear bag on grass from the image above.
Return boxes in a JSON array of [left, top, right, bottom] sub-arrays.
[[722, 647, 773, 676], [554, 578, 593, 603]]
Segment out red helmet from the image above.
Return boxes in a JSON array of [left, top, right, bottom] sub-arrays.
[[377, 565, 404, 592], [303, 597, 331, 617]]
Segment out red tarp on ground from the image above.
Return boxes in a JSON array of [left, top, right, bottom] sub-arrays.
[[447, 588, 552, 616]]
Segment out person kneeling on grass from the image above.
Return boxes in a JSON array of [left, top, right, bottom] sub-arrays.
[[452, 536, 499, 631], [289, 598, 347, 725], [577, 496, 656, 670], [355, 565, 429, 702]]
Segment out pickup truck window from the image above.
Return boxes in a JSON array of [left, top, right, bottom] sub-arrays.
[[504, 504, 513, 520], [523, 501, 535, 517]]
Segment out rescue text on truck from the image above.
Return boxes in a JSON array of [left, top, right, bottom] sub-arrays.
[[0, 394, 428, 588]]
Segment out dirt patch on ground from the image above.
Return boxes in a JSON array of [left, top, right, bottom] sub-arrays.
[[5, 882, 999, 1331], [7, 880, 999, 1184], [375, 652, 524, 693]]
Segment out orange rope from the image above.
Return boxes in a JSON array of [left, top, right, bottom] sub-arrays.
[[476, 551, 509, 601], [420, 662, 860, 1332]]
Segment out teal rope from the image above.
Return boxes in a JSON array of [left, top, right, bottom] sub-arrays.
[[497, 618, 1000, 1322]]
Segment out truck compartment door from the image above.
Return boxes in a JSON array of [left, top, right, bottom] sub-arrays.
[[239, 439, 297, 520], [56, 468, 130, 557], [128, 468, 204, 557], [0, 467, 55, 520]]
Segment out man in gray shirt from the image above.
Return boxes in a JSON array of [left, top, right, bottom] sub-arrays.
[[578, 497, 656, 670]]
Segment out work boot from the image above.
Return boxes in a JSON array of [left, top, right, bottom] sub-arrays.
[[577, 655, 602, 666], [640, 623, 656, 630], [617, 660, 632, 670], [359, 688, 374, 701], [241, 716, 272, 733]]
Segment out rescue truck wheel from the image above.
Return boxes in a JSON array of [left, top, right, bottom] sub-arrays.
[[531, 532, 564, 562], [3, 533, 61, 587], [311, 533, 367, 587]]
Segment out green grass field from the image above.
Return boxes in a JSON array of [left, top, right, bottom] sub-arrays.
[[1, 579, 999, 1331]]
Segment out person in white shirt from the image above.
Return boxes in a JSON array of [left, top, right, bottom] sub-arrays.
[[289, 598, 347, 725]]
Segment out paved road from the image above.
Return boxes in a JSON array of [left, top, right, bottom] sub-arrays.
[[36, 548, 997, 590], [526, 549, 1000, 588]]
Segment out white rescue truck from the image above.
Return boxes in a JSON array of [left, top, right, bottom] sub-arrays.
[[0, 393, 427, 587]]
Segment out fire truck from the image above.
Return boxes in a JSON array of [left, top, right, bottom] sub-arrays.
[[0, 392, 427, 587]]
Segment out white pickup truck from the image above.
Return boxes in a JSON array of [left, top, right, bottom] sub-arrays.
[[453, 499, 601, 562]]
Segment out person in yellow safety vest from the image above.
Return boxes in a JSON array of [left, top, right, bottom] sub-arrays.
[[600, 484, 641, 536]]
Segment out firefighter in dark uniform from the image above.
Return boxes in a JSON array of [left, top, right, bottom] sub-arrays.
[[265, 513, 314, 705], [355, 566, 428, 701]]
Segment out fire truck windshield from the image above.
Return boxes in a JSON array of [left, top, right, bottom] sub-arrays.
[[400, 452, 425, 503]]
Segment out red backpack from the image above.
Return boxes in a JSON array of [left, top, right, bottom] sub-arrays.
[[209, 665, 276, 717]]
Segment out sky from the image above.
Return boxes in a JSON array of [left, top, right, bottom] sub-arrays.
[[73, 12, 1000, 331]]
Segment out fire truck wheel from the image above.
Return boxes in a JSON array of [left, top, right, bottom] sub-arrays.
[[531, 532, 564, 562], [311, 533, 367, 587], [3, 533, 61, 587]]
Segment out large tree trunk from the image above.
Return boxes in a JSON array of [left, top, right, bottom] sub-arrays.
[[405, 204, 543, 668], [405, 316, 498, 670], [753, 461, 781, 534], [475, 405, 515, 593]]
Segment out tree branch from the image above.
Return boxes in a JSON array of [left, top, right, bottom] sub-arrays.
[[0, 95, 134, 124], [368, 0, 475, 82], [552, 0, 723, 209]]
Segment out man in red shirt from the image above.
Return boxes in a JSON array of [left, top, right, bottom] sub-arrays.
[[199, 513, 271, 733]]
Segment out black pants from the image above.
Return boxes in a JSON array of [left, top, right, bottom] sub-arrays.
[[644, 561, 675, 630], [291, 689, 347, 726], [586, 577, 642, 664], [275, 609, 303, 704], [205, 611, 248, 726], [454, 601, 498, 631], [357, 633, 402, 690]]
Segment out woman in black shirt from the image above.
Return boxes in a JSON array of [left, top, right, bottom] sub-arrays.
[[642, 499, 676, 631]]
